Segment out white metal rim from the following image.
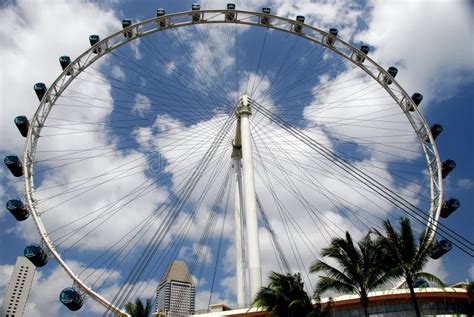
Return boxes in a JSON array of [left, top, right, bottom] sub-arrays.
[[22, 8, 443, 315]]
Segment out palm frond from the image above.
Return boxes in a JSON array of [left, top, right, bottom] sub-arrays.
[[400, 218, 417, 262], [253, 286, 278, 310], [414, 272, 446, 287], [315, 275, 356, 296], [310, 260, 354, 286]]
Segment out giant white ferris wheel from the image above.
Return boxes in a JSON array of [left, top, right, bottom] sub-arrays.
[[4, 4, 467, 316]]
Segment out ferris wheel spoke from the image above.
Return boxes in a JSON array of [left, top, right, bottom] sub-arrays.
[[8, 7, 470, 316], [252, 125, 394, 230]]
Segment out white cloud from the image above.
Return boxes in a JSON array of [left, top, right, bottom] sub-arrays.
[[304, 70, 420, 161], [165, 61, 177, 75], [2, 0, 472, 312], [179, 243, 214, 265], [143, 98, 406, 303], [195, 290, 228, 312], [0, 7, 172, 309], [111, 65, 125, 80], [356, 1, 473, 103], [0, 168, 10, 220], [275, 0, 363, 40], [129, 38, 143, 60], [0, 260, 124, 317], [424, 258, 448, 283], [200, 0, 256, 11], [457, 178, 474, 190], [186, 24, 236, 87], [9, 73, 169, 251], [132, 93, 151, 116], [0, 0, 120, 154], [23, 261, 124, 317], [0, 264, 14, 302], [220, 275, 237, 299]]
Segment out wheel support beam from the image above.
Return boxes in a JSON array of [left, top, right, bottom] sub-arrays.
[[232, 117, 246, 308], [236, 95, 262, 301]]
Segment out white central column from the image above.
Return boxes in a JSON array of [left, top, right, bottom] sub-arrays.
[[233, 157, 245, 308], [236, 95, 262, 300], [231, 118, 245, 308]]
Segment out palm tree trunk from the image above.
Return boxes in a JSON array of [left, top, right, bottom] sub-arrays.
[[406, 275, 422, 317], [360, 294, 370, 317], [363, 304, 369, 317]]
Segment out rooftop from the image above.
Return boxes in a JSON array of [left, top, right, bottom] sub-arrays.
[[159, 260, 194, 285]]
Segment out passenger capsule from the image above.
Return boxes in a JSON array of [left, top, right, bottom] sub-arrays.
[[413, 278, 429, 288], [59, 56, 72, 75], [191, 3, 201, 22], [89, 35, 101, 54], [122, 19, 133, 38], [407, 92, 423, 112], [412, 93, 423, 105], [360, 45, 369, 55], [89, 34, 99, 46], [6, 199, 30, 221], [440, 198, 460, 218], [24, 244, 48, 267], [430, 124, 443, 141], [156, 9, 167, 27], [294, 16, 305, 33], [4, 155, 23, 177], [60, 288, 84, 311], [382, 66, 398, 85], [387, 67, 398, 77], [325, 28, 338, 46], [441, 159, 456, 178], [226, 3, 236, 21], [33, 82, 47, 102], [156, 8, 165, 16], [430, 239, 452, 259], [260, 7, 271, 25], [354, 44, 369, 63], [14, 115, 29, 137], [59, 56, 71, 70]]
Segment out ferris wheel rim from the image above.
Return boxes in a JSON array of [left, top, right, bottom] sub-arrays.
[[21, 8, 443, 315]]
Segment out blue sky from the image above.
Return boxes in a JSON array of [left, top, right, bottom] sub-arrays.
[[0, 1, 473, 316]]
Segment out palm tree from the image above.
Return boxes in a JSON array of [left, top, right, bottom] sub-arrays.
[[124, 298, 152, 317], [467, 282, 474, 316], [252, 271, 314, 316], [307, 296, 334, 317], [310, 231, 391, 317], [373, 217, 445, 317]]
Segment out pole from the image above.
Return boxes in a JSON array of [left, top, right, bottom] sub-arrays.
[[236, 95, 262, 299], [231, 118, 246, 308]]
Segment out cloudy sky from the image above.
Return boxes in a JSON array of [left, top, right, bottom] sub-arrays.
[[0, 0, 473, 316]]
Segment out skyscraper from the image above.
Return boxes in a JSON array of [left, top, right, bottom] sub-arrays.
[[1, 256, 35, 317], [156, 260, 195, 316]]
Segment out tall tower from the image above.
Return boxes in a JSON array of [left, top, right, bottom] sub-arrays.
[[156, 260, 195, 316], [1, 256, 35, 317], [234, 95, 262, 303]]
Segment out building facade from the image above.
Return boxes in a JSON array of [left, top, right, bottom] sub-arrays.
[[156, 260, 195, 316], [1, 256, 35, 317], [319, 286, 471, 317], [169, 285, 470, 317]]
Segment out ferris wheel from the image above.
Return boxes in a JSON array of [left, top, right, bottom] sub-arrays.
[[3, 4, 466, 316]]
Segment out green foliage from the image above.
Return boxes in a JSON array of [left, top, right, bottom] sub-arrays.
[[124, 298, 152, 317], [468, 281, 474, 302], [252, 271, 314, 317], [468, 281, 474, 316], [310, 231, 391, 317], [373, 217, 445, 317]]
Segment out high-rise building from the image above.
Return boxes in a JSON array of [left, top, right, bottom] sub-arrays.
[[1, 256, 35, 317], [156, 260, 195, 316]]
